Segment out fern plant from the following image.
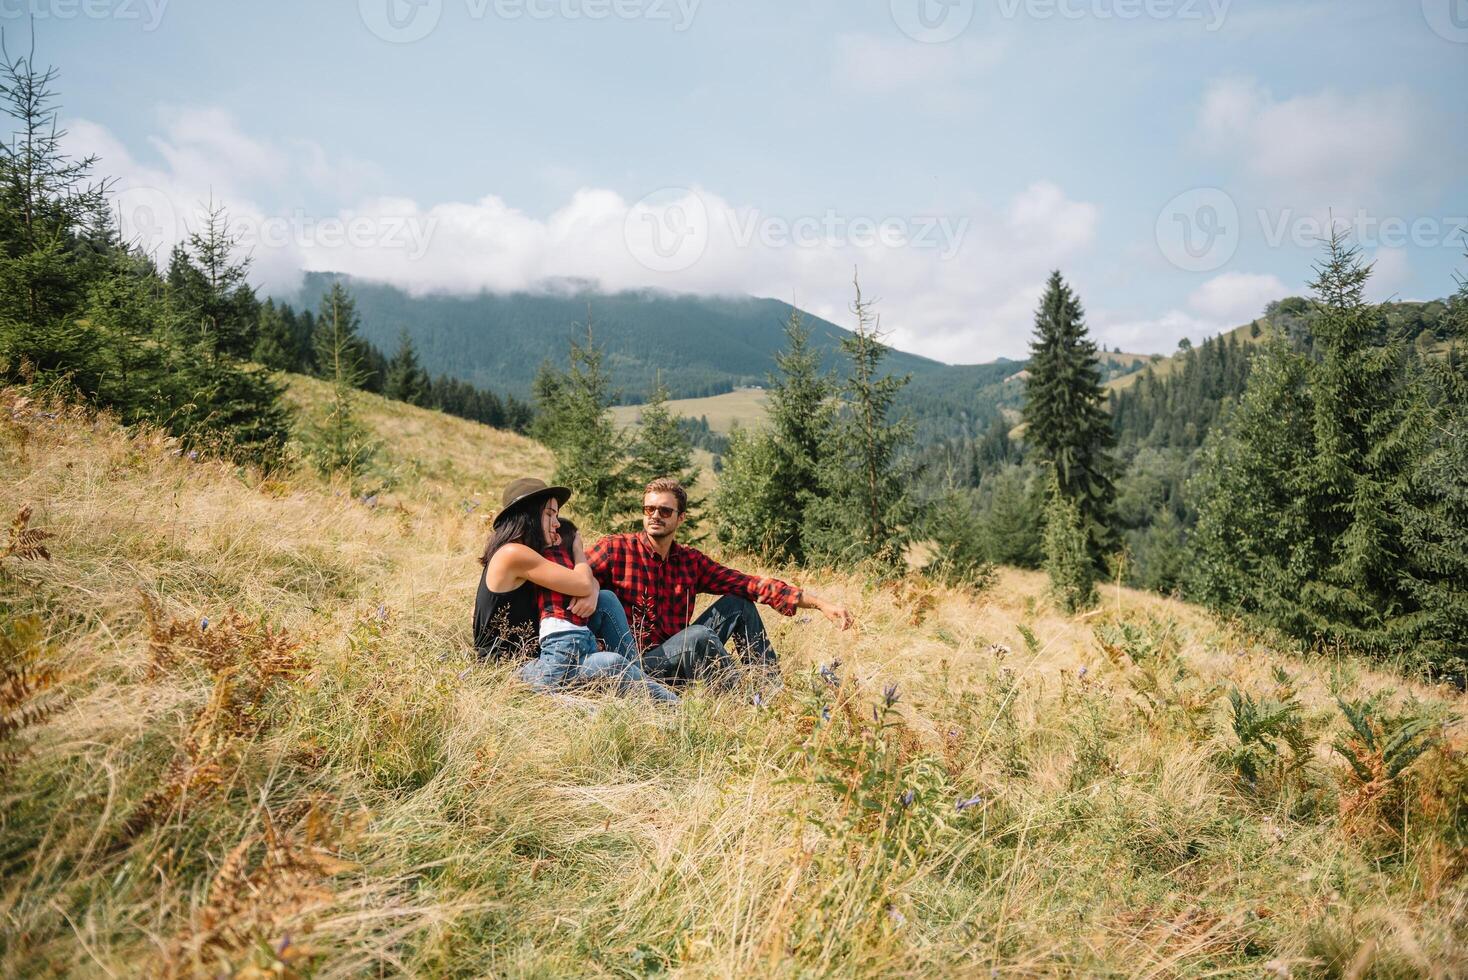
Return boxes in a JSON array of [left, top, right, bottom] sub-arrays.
[[0, 615, 67, 784], [1223, 667, 1311, 786], [1333, 695, 1440, 785]]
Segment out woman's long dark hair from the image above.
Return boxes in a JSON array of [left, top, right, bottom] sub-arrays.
[[479, 496, 549, 568]]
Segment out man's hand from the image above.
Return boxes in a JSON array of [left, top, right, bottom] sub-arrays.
[[568, 589, 598, 619], [819, 600, 853, 631]]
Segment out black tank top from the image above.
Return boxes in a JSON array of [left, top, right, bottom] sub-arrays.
[[472, 571, 538, 660]]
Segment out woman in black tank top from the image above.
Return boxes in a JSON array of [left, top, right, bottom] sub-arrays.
[[472, 575, 537, 660], [473, 477, 577, 659]]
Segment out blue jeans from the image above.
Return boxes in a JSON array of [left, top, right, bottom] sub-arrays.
[[521, 625, 678, 702], [587, 589, 639, 659], [643, 595, 778, 683]]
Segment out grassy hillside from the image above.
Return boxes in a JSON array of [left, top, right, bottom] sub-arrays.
[[2, 381, 1464, 976], [610, 386, 771, 435]]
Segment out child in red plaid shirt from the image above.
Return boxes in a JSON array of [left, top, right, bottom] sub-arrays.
[[521, 519, 678, 702]]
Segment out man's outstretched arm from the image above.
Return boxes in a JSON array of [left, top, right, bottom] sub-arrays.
[[691, 551, 854, 630], [791, 586, 853, 630]]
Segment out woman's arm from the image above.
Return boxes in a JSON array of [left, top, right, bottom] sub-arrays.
[[489, 542, 598, 597]]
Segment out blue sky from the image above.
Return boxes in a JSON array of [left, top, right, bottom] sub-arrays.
[[40, 0, 1468, 361]]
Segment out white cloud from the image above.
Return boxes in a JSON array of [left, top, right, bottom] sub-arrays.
[[1097, 269, 1289, 353], [71, 109, 1105, 362], [1194, 77, 1426, 208], [1186, 271, 1287, 322]]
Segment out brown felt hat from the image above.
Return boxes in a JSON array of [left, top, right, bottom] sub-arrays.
[[493, 477, 571, 527]]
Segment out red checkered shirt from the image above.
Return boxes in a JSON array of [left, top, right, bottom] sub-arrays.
[[586, 532, 802, 650], [536, 544, 589, 628]]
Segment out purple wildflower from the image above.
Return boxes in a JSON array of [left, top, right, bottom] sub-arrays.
[[363, 494, 379, 508], [1077, 666, 1088, 679], [377, 604, 388, 620], [956, 794, 983, 811], [820, 705, 831, 723], [200, 617, 209, 632], [752, 691, 765, 708], [187, 450, 199, 461], [819, 659, 842, 688], [900, 789, 915, 808], [872, 704, 880, 723], [882, 682, 900, 707]]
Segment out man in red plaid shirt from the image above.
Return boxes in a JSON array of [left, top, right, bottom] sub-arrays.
[[585, 477, 853, 682]]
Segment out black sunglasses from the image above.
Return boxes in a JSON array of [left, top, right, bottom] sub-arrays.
[[642, 504, 679, 518]]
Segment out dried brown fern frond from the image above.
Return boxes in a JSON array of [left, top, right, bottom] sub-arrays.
[[0, 615, 69, 783], [122, 605, 310, 839], [142, 595, 309, 698], [2, 505, 52, 562], [164, 799, 365, 978]]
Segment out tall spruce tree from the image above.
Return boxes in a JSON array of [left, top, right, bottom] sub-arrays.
[[385, 327, 430, 405], [532, 321, 633, 530], [0, 41, 110, 385], [804, 273, 916, 571], [1021, 271, 1117, 569], [766, 307, 834, 562]]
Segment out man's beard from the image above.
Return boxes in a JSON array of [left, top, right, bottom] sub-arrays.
[[645, 522, 674, 541]]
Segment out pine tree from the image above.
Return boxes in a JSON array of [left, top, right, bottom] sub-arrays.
[[252, 297, 297, 371], [532, 320, 633, 530], [0, 40, 110, 386], [1022, 271, 1117, 569], [713, 425, 788, 559], [768, 308, 834, 560], [1042, 469, 1096, 612], [167, 200, 259, 358], [1186, 336, 1316, 623], [715, 307, 835, 563], [804, 273, 916, 571], [385, 327, 430, 405], [307, 282, 375, 486], [976, 463, 1046, 568], [626, 377, 701, 526]]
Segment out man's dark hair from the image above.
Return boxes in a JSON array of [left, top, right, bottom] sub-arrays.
[[644, 477, 688, 513]]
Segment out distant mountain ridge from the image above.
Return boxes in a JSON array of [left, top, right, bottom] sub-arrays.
[[279, 272, 959, 403], [274, 273, 1211, 448]]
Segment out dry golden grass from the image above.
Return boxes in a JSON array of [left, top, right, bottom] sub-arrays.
[[0, 377, 1463, 977], [610, 386, 771, 435]]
